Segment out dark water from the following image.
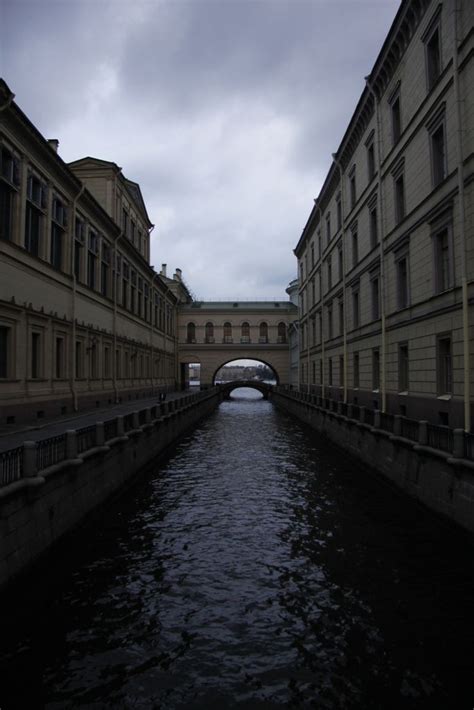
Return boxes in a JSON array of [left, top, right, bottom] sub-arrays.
[[1, 389, 474, 709]]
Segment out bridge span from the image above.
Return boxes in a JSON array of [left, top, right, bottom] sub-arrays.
[[178, 300, 297, 388], [218, 380, 274, 399]]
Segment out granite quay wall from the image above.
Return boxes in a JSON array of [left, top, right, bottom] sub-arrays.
[[272, 387, 474, 536], [0, 389, 221, 592]]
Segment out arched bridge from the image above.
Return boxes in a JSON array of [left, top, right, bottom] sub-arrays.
[[177, 300, 297, 388], [218, 380, 274, 399]]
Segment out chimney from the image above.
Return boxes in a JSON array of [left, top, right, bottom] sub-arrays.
[[48, 139, 59, 153], [160, 263, 167, 277], [174, 268, 182, 281]]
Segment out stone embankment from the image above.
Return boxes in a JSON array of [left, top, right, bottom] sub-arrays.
[[273, 387, 474, 536], [0, 389, 220, 591]]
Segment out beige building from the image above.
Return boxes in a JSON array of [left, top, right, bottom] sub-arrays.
[[178, 301, 297, 387], [0, 79, 190, 425], [295, 0, 474, 429]]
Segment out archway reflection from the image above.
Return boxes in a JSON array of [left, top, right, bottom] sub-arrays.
[[213, 358, 278, 386]]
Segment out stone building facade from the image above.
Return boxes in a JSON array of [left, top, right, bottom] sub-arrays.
[[294, 0, 474, 429], [0, 79, 189, 425]]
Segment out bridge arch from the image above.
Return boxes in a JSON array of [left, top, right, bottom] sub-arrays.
[[212, 357, 279, 386]]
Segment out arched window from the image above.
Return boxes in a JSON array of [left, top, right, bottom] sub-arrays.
[[187, 322, 196, 343], [223, 322, 232, 343], [277, 321, 287, 343], [205, 322, 214, 343], [241, 322, 250, 343], [259, 322, 268, 343]]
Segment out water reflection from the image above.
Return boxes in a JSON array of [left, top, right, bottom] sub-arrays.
[[0, 389, 473, 709]]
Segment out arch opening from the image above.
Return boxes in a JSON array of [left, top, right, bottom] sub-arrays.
[[212, 358, 279, 388]]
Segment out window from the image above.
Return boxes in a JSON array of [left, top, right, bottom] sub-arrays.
[[131, 219, 136, 246], [259, 322, 268, 343], [122, 208, 129, 237], [31, 332, 41, 379], [394, 172, 405, 224], [328, 305, 333, 339], [186, 322, 196, 343], [352, 288, 360, 328], [327, 254, 332, 290], [74, 216, 85, 281], [353, 352, 359, 388], [205, 322, 214, 343], [396, 253, 409, 308], [372, 349, 380, 390], [371, 275, 380, 320], [241, 322, 250, 343], [339, 355, 344, 388], [369, 205, 378, 249], [349, 168, 356, 209], [115, 348, 121, 379], [101, 242, 110, 298], [398, 343, 409, 392], [103, 346, 111, 379], [311, 242, 315, 268], [301, 323, 306, 349], [437, 336, 452, 394], [367, 141, 375, 182], [352, 229, 358, 267], [338, 244, 343, 281], [312, 318, 316, 346], [338, 299, 344, 335], [390, 89, 402, 145], [326, 214, 331, 245], [433, 225, 452, 293], [0, 326, 10, 378], [0, 146, 20, 241], [87, 231, 99, 290], [277, 322, 287, 343], [55, 336, 65, 378], [312, 361, 316, 384], [311, 278, 315, 306], [300, 261, 304, 283], [430, 119, 446, 187], [130, 271, 136, 313], [328, 358, 333, 386], [122, 261, 129, 309], [75, 341, 83, 378], [424, 13, 442, 91], [25, 173, 46, 256], [224, 322, 233, 343], [336, 196, 342, 231]]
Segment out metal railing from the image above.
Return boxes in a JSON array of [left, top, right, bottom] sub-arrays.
[[0, 446, 23, 486], [380, 412, 394, 433], [104, 419, 118, 442], [399, 417, 419, 442], [36, 434, 66, 471], [77, 425, 96, 454], [427, 424, 453, 454]]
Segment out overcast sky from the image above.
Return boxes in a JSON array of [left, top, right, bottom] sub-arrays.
[[2, 0, 400, 300]]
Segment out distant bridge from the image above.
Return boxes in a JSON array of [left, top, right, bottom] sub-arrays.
[[218, 380, 274, 399], [177, 300, 297, 388]]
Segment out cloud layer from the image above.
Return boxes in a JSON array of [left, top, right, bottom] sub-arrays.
[[2, 0, 400, 299]]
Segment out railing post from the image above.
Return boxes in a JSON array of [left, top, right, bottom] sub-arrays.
[[453, 429, 465, 459], [374, 410, 381, 429], [393, 415, 402, 436], [359, 406, 366, 424], [132, 411, 139, 429], [419, 420, 428, 446], [145, 407, 152, 424], [347, 404, 353, 419], [116, 415, 124, 437], [22, 441, 37, 478], [66, 430, 77, 459], [96, 422, 105, 447]]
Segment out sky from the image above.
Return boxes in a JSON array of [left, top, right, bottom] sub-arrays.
[[1, 0, 400, 300]]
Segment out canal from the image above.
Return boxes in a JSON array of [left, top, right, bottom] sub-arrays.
[[1, 388, 473, 709]]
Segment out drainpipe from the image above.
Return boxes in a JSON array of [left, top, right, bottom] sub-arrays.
[[311, 203, 325, 400], [331, 153, 348, 403], [70, 185, 85, 411], [453, 1, 470, 431], [112, 231, 123, 403], [365, 76, 387, 413]]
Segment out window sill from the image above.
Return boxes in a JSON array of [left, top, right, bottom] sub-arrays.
[[437, 394, 452, 401], [397, 391, 408, 396]]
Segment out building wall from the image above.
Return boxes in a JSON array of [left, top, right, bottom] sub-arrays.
[[0, 81, 178, 425], [295, 0, 474, 429]]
